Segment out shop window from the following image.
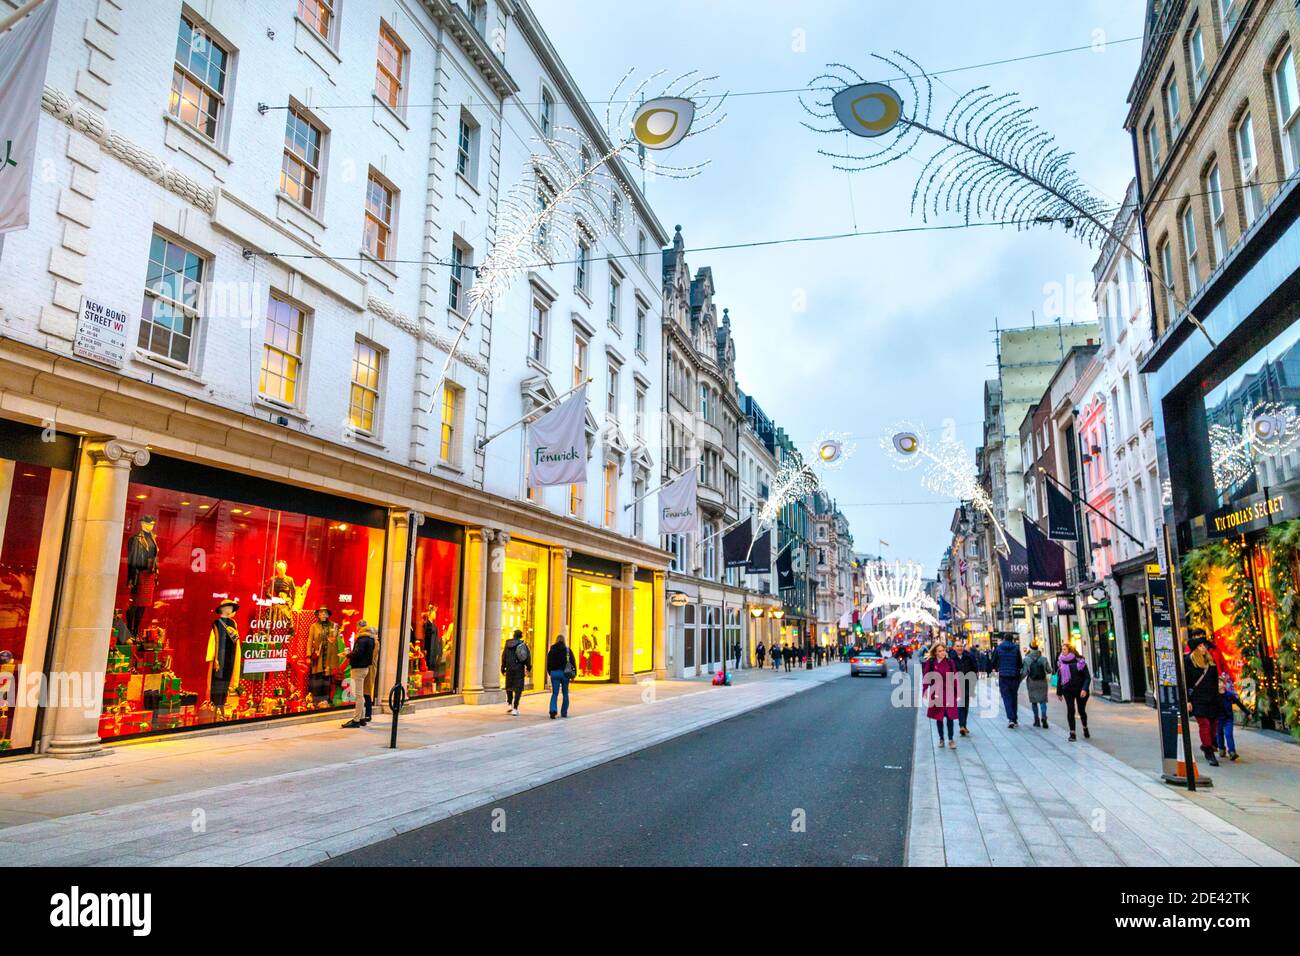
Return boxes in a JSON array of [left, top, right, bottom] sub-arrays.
[[682, 603, 695, 668], [569, 575, 612, 681], [348, 338, 382, 435], [500, 540, 549, 689], [409, 533, 461, 697], [169, 13, 230, 142], [259, 294, 307, 406], [0, 459, 71, 754], [139, 231, 204, 367], [634, 578, 654, 672], [102, 479, 384, 739]]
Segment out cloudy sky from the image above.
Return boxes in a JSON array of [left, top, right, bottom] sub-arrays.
[[531, 0, 1145, 569]]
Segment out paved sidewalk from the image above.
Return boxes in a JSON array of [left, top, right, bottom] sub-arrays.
[[906, 676, 1297, 867], [0, 664, 846, 866]]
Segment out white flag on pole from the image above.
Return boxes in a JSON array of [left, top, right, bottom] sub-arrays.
[[526, 385, 588, 488], [658, 469, 697, 535], [0, 0, 58, 235]]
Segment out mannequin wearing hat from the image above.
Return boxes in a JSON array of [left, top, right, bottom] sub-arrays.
[[307, 607, 341, 703], [206, 599, 241, 709], [125, 515, 160, 638]]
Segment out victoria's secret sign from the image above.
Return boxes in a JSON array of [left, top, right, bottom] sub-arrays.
[[1188, 486, 1300, 545]]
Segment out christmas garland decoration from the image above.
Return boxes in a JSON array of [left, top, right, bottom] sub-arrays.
[[1263, 522, 1300, 739]]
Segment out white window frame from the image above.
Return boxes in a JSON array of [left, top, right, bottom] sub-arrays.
[[1182, 205, 1200, 295], [348, 337, 383, 436], [1207, 164, 1226, 265], [1273, 48, 1300, 176], [1237, 112, 1263, 226], [1190, 26, 1207, 97], [169, 12, 232, 143], [528, 295, 548, 365]]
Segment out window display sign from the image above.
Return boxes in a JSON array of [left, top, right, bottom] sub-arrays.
[[102, 471, 384, 739], [73, 295, 128, 368]]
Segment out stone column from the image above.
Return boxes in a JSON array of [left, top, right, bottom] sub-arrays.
[[377, 511, 418, 711], [652, 571, 667, 678], [460, 527, 490, 703], [618, 563, 637, 683], [479, 529, 508, 699], [47, 439, 149, 758]]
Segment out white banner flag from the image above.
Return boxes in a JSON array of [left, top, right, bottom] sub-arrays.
[[658, 469, 697, 535], [0, 0, 58, 235], [526, 385, 588, 488]]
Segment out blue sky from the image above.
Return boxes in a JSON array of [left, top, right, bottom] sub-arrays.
[[531, 0, 1146, 569]]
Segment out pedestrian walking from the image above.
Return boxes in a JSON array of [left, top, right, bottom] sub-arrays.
[[993, 631, 1024, 727], [770, 643, 781, 670], [949, 637, 979, 737], [784, 643, 794, 672], [341, 621, 376, 728], [922, 642, 960, 749], [501, 628, 531, 716], [1024, 641, 1050, 729], [1184, 639, 1220, 766], [1216, 674, 1247, 762], [1055, 641, 1092, 741], [756, 641, 766, 669], [546, 633, 576, 719], [733, 640, 742, 669]]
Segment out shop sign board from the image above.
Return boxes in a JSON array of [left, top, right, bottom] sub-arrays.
[[73, 295, 128, 368], [1187, 486, 1300, 546]]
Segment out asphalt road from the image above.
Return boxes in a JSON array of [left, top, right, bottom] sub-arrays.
[[326, 667, 915, 866]]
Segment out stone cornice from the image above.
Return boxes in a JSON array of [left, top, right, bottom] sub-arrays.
[[0, 337, 670, 569], [420, 0, 519, 99]]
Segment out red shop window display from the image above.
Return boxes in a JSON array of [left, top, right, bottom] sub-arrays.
[[102, 482, 384, 740], [407, 534, 461, 698]]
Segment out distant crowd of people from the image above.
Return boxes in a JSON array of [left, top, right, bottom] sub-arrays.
[[752, 640, 846, 671]]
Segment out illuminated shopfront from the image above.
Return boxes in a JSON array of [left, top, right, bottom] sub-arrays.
[[633, 573, 654, 673], [500, 539, 550, 688], [0, 427, 76, 756], [408, 521, 462, 698], [569, 574, 613, 682], [101, 456, 385, 740]]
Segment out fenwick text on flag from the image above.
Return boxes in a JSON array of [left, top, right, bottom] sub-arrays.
[[658, 469, 697, 535], [525, 384, 588, 488], [0, 0, 59, 235]]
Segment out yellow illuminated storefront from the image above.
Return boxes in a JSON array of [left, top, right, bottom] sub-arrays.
[[633, 576, 654, 673], [569, 573, 614, 682], [500, 540, 550, 690]]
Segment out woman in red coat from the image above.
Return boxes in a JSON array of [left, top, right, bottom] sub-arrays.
[[922, 642, 961, 749]]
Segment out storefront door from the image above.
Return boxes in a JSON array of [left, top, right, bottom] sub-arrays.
[[1088, 604, 1119, 697]]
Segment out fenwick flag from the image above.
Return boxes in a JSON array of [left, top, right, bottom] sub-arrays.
[[746, 527, 771, 574], [0, 0, 58, 234], [998, 533, 1029, 599], [526, 384, 588, 488], [658, 468, 697, 534], [1046, 479, 1080, 540], [723, 518, 753, 569], [1024, 518, 1066, 590]]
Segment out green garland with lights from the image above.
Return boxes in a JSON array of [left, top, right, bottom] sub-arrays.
[[1263, 522, 1300, 739]]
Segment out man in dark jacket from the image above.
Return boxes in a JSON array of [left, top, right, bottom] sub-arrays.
[[342, 623, 377, 728], [950, 638, 980, 736], [993, 632, 1024, 727], [501, 629, 531, 716]]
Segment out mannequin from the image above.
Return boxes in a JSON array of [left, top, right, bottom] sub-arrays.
[[266, 560, 297, 632], [207, 599, 241, 710], [307, 606, 340, 703], [125, 515, 159, 637]]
